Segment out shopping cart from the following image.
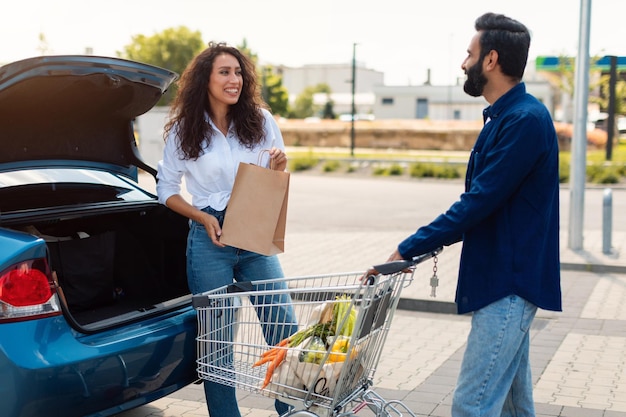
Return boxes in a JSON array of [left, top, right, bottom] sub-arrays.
[[192, 247, 442, 417]]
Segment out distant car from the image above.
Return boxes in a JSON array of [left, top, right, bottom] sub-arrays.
[[339, 113, 375, 122], [0, 56, 198, 417]]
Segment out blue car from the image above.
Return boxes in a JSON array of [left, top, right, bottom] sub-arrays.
[[0, 56, 198, 417]]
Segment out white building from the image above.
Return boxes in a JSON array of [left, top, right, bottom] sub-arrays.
[[278, 59, 556, 121], [372, 80, 554, 121], [278, 63, 383, 115]]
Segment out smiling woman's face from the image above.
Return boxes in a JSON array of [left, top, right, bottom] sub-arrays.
[[207, 52, 243, 108]]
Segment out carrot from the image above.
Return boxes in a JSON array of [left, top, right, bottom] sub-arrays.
[[276, 337, 290, 347], [253, 353, 277, 367], [261, 348, 287, 389], [256, 337, 291, 361], [261, 348, 280, 359]]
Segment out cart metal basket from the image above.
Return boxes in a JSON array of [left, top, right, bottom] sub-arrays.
[[192, 248, 442, 417]]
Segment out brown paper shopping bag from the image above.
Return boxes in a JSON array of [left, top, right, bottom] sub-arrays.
[[220, 160, 289, 256]]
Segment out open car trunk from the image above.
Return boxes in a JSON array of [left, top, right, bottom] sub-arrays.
[[9, 203, 189, 331]]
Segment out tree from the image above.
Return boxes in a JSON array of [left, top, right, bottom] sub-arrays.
[[260, 66, 290, 117], [590, 75, 626, 140], [591, 67, 626, 117], [118, 26, 205, 105], [37, 33, 51, 55], [237, 39, 289, 117], [540, 54, 604, 123], [289, 83, 333, 119]]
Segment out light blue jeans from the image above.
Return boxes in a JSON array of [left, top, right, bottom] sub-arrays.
[[187, 207, 298, 417], [452, 295, 537, 417]]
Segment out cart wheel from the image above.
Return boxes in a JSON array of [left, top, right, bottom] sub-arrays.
[[283, 411, 319, 417]]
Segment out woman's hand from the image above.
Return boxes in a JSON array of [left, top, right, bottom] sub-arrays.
[[165, 195, 225, 247], [200, 212, 226, 247], [268, 147, 288, 171]]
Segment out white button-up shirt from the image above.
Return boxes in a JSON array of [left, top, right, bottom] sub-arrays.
[[156, 108, 284, 211]]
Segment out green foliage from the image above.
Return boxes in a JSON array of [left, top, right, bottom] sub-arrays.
[[236, 39, 258, 66], [322, 100, 336, 119], [372, 166, 387, 176], [388, 164, 404, 175], [541, 54, 607, 123], [235, 39, 289, 117], [409, 163, 435, 178], [372, 163, 404, 176], [322, 160, 341, 172], [290, 89, 315, 119], [289, 156, 319, 172], [260, 66, 290, 117], [289, 83, 333, 119], [118, 26, 205, 105], [558, 157, 570, 183], [587, 163, 621, 184], [288, 147, 624, 184], [409, 163, 461, 179], [593, 76, 626, 115], [559, 149, 626, 184]]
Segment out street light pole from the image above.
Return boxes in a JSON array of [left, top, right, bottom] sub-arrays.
[[350, 43, 357, 157], [568, 0, 592, 250]]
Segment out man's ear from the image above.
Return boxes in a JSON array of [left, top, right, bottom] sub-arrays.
[[483, 50, 499, 71]]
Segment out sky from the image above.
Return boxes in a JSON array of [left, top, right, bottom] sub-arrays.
[[3, 0, 624, 86]]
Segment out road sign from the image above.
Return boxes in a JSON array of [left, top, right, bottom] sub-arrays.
[[535, 55, 626, 71]]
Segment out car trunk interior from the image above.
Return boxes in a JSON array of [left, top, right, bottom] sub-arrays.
[[11, 204, 190, 329]]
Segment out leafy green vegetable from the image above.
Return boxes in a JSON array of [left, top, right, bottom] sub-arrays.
[[289, 321, 333, 348], [299, 336, 327, 364], [332, 295, 357, 337]]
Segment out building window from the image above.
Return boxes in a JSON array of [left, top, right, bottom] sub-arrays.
[[381, 97, 394, 105], [416, 98, 428, 119], [453, 110, 461, 120]]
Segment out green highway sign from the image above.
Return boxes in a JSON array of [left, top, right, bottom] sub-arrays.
[[536, 55, 626, 71]]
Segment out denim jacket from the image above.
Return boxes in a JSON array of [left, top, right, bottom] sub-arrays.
[[398, 83, 562, 314]]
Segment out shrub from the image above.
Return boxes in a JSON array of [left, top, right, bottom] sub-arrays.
[[559, 158, 625, 184], [437, 165, 462, 179], [371, 163, 404, 176], [372, 166, 388, 176], [409, 163, 461, 179], [289, 156, 318, 172], [322, 160, 341, 172], [587, 163, 621, 184], [559, 159, 570, 183], [409, 163, 436, 178], [388, 163, 404, 176]]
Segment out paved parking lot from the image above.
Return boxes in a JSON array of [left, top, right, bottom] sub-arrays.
[[125, 172, 626, 416]]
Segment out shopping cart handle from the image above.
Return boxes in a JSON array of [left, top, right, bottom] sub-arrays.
[[372, 247, 443, 275]]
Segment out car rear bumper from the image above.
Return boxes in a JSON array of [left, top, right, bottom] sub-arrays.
[[0, 308, 198, 417]]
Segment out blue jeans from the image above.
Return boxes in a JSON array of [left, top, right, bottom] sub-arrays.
[[187, 207, 298, 417], [452, 295, 537, 417]]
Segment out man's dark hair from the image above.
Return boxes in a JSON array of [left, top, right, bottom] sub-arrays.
[[475, 12, 531, 81]]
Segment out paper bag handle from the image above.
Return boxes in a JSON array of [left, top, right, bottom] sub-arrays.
[[257, 149, 275, 169]]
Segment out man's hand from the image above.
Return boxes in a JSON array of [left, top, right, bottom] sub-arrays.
[[363, 248, 407, 279]]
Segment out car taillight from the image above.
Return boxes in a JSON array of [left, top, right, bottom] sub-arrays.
[[0, 258, 61, 322]]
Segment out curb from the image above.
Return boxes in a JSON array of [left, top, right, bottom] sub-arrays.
[[399, 261, 626, 315], [560, 262, 626, 274]]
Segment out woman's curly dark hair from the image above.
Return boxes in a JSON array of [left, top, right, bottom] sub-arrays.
[[164, 42, 268, 160]]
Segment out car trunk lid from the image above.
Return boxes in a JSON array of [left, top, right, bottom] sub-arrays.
[[0, 55, 177, 178]]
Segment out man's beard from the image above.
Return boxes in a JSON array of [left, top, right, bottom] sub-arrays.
[[463, 60, 487, 97]]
